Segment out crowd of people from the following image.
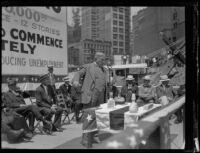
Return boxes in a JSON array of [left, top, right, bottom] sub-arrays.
[[1, 52, 185, 148]]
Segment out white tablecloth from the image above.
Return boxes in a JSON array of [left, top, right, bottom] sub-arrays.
[[95, 103, 162, 130]]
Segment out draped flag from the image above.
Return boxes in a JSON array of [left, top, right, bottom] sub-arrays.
[[82, 108, 98, 133]]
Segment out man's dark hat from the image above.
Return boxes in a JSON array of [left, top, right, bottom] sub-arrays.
[[39, 74, 49, 82], [7, 78, 17, 86]]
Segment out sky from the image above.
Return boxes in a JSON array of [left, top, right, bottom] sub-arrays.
[[67, 7, 146, 27]]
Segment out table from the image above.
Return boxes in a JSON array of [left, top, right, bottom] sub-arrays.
[[95, 102, 162, 130]]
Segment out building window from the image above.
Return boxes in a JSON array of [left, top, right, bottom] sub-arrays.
[[119, 48, 123, 53], [113, 41, 118, 46], [113, 13, 117, 18], [113, 34, 118, 39], [173, 9, 178, 20], [119, 14, 123, 20], [173, 36, 177, 42], [113, 27, 118, 32], [119, 42, 124, 47], [119, 28, 124, 33], [113, 7, 118, 12], [113, 48, 118, 54], [174, 22, 178, 29], [119, 8, 123, 13], [119, 21, 123, 26], [113, 20, 117, 25], [119, 34, 123, 40]]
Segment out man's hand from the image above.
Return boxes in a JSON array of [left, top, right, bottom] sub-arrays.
[[51, 104, 57, 112], [73, 81, 80, 87], [20, 104, 26, 107]]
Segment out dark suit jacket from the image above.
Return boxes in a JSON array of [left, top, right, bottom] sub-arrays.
[[59, 83, 71, 99], [3, 91, 26, 109], [35, 84, 57, 108]]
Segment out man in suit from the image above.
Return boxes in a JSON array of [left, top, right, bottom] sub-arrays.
[[136, 75, 156, 107], [59, 76, 72, 108], [35, 74, 63, 133], [2, 94, 32, 143], [156, 75, 176, 104], [47, 65, 56, 94], [121, 75, 138, 102], [73, 52, 109, 148], [3, 78, 51, 135]]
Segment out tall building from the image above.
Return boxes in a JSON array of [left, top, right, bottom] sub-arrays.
[[132, 7, 185, 57], [68, 39, 112, 67], [81, 7, 131, 61]]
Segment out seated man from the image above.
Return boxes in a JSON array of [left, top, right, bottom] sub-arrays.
[[3, 78, 51, 134], [136, 75, 156, 106], [2, 93, 33, 143], [156, 75, 177, 105], [59, 76, 73, 109], [107, 77, 118, 99], [121, 75, 138, 102], [35, 74, 63, 133]]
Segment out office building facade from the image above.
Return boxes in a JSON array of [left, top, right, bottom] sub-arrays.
[[132, 7, 185, 57], [81, 7, 131, 61]]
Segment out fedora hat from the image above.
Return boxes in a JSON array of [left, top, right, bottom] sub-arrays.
[[39, 74, 49, 82], [143, 75, 151, 81], [7, 78, 17, 86], [160, 75, 170, 82], [126, 75, 134, 81], [47, 64, 54, 69], [7, 78, 21, 91], [63, 76, 70, 82]]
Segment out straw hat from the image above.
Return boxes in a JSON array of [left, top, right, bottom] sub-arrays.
[[126, 75, 135, 81], [143, 75, 151, 81], [63, 76, 70, 82], [160, 75, 170, 82]]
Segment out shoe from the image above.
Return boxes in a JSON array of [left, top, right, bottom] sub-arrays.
[[52, 127, 63, 132], [42, 127, 52, 135], [7, 129, 25, 143], [174, 119, 182, 124], [44, 120, 53, 132], [23, 131, 33, 140]]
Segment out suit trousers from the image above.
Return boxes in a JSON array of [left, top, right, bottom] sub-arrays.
[[39, 106, 63, 129], [14, 105, 43, 131], [83, 88, 105, 109]]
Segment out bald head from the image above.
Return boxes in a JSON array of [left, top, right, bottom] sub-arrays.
[[94, 52, 106, 67]]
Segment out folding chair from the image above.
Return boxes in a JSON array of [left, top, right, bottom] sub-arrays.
[[24, 97, 50, 134], [56, 93, 71, 124]]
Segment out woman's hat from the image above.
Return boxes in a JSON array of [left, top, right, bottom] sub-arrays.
[[160, 75, 170, 82], [126, 75, 134, 81]]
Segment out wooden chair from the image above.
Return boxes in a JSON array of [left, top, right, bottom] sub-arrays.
[[56, 93, 71, 124]]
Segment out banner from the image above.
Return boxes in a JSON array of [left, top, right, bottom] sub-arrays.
[[2, 7, 68, 76]]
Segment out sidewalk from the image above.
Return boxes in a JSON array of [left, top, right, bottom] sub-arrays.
[[1, 114, 184, 149], [1, 114, 82, 149]]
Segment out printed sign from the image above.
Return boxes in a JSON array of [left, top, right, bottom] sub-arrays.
[[2, 7, 68, 75]]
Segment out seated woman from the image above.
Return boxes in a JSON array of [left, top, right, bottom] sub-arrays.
[[121, 75, 138, 103]]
